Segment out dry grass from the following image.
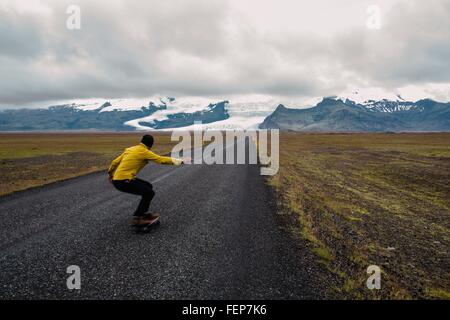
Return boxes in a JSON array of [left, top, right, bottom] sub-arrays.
[[0, 132, 177, 196], [269, 132, 450, 299]]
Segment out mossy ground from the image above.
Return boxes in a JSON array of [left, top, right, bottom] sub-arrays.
[[269, 132, 450, 299]]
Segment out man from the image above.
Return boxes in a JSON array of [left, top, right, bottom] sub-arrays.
[[108, 134, 184, 226]]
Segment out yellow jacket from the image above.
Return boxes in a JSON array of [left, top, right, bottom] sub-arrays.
[[108, 143, 182, 181]]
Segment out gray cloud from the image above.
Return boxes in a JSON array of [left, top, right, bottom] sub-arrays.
[[0, 0, 449, 106]]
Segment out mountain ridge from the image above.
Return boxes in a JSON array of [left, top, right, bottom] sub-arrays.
[[0, 99, 229, 131], [259, 97, 450, 132], [0, 96, 448, 131]]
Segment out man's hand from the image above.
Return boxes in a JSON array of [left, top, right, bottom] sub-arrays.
[[108, 173, 113, 183], [181, 157, 192, 164]]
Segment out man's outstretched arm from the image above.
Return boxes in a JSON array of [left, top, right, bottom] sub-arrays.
[[145, 150, 183, 165]]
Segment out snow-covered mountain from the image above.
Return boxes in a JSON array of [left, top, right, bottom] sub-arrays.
[[260, 96, 450, 132], [336, 89, 418, 113], [11, 95, 310, 131], [0, 91, 448, 131], [78, 95, 300, 130]]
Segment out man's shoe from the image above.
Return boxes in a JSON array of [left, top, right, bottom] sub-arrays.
[[139, 213, 159, 225], [143, 212, 160, 220], [131, 216, 142, 226], [132, 213, 160, 226]]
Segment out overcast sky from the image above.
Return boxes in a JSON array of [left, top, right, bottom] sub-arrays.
[[0, 0, 449, 106]]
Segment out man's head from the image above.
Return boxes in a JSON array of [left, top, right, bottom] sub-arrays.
[[141, 134, 154, 148]]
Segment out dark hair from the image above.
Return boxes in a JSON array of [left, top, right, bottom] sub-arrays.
[[141, 134, 154, 148]]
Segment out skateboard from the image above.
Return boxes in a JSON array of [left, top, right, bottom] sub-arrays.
[[134, 215, 161, 233]]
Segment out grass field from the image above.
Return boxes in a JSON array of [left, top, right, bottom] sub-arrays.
[[0, 133, 177, 196], [269, 133, 450, 299]]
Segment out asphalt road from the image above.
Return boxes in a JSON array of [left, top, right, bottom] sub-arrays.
[[0, 143, 329, 299]]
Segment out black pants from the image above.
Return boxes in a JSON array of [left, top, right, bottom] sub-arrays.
[[112, 178, 155, 216]]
